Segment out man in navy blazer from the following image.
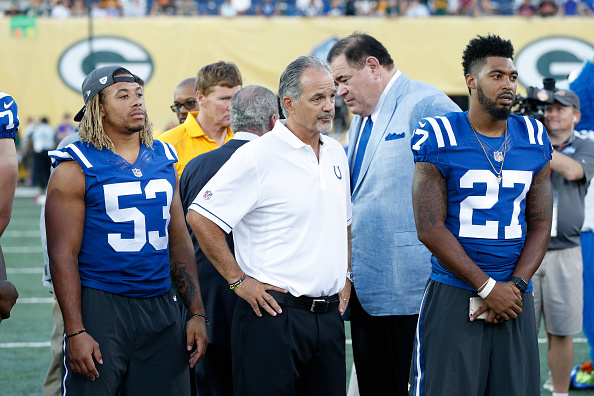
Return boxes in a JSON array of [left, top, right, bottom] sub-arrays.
[[180, 85, 279, 396], [328, 33, 461, 395]]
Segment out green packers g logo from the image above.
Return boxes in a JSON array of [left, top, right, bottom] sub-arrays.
[[516, 36, 594, 88], [58, 36, 154, 92]]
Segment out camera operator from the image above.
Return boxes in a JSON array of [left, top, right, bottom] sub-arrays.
[[533, 89, 594, 396]]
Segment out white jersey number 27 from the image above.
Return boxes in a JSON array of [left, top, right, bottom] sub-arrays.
[[459, 170, 532, 240]]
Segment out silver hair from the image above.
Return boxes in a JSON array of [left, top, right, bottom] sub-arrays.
[[230, 85, 279, 134], [278, 55, 331, 118]]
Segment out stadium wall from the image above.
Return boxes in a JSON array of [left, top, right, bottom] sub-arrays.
[[1, 16, 593, 134]]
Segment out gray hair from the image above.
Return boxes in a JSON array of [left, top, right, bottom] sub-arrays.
[[230, 85, 279, 134], [278, 55, 331, 118]]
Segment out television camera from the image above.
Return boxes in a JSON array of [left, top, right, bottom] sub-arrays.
[[512, 77, 557, 122]]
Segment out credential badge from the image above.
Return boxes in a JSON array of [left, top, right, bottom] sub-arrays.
[[132, 168, 142, 177], [494, 151, 503, 162]]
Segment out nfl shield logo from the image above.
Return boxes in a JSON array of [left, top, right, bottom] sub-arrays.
[[494, 151, 503, 162], [203, 190, 213, 200], [132, 168, 142, 177]]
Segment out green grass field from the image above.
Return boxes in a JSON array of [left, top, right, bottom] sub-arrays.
[[1, 190, 593, 395]]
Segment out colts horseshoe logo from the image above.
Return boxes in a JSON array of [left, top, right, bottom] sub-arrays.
[[334, 166, 342, 180]]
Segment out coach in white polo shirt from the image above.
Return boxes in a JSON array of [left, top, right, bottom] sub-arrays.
[[187, 55, 352, 396]]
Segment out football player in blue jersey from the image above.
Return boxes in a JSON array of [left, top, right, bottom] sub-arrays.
[[45, 66, 208, 395], [408, 35, 553, 396], [0, 92, 19, 324]]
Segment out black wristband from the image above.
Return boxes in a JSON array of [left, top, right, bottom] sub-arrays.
[[66, 328, 87, 338], [187, 312, 209, 326], [229, 273, 247, 290]]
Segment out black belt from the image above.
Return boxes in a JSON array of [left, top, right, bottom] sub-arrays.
[[268, 291, 340, 313]]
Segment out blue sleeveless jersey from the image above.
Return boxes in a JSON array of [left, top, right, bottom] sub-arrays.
[[411, 112, 553, 291], [0, 92, 19, 140], [49, 140, 179, 298]]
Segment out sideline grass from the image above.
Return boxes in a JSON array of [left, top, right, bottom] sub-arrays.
[[0, 194, 53, 396]]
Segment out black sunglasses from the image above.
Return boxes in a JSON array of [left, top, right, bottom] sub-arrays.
[[170, 100, 198, 113]]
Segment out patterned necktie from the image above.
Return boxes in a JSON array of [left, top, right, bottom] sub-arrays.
[[351, 117, 373, 192]]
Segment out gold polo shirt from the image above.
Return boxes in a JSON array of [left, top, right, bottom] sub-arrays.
[[157, 111, 234, 177]]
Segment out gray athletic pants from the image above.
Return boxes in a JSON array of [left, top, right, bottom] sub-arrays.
[[62, 287, 190, 396], [409, 280, 540, 396]]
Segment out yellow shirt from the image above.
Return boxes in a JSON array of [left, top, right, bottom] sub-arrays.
[[157, 111, 234, 177]]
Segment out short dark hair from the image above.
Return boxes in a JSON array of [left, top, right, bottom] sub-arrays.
[[327, 32, 394, 70], [462, 34, 514, 77]]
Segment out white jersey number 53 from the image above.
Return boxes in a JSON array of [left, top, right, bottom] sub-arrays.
[[104, 179, 173, 252]]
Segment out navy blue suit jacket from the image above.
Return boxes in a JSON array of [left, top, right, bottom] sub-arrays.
[[180, 138, 249, 346]]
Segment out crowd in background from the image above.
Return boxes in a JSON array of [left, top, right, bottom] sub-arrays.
[[15, 114, 75, 194], [1, 0, 593, 18]]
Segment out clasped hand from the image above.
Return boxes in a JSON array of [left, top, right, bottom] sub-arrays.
[[470, 281, 523, 324]]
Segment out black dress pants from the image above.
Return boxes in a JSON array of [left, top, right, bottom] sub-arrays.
[[231, 297, 346, 396], [350, 286, 418, 396]]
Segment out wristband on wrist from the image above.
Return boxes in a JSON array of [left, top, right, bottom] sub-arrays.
[[477, 277, 496, 299], [66, 328, 87, 338], [478, 278, 489, 292], [187, 312, 209, 326], [229, 273, 247, 291]]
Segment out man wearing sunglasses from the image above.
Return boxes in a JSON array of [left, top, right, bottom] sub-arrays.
[[159, 62, 243, 177], [171, 78, 198, 124]]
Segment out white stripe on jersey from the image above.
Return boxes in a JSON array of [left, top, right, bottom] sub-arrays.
[[425, 117, 457, 148], [524, 116, 536, 145], [67, 143, 93, 169], [436, 116, 457, 147], [48, 149, 71, 160], [158, 140, 178, 162], [522, 116, 546, 146], [426, 118, 445, 148], [535, 119, 545, 145]]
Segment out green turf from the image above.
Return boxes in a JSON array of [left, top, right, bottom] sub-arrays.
[[1, 193, 594, 395], [1, 194, 53, 395]]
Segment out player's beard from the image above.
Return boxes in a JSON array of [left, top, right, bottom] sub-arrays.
[[126, 124, 145, 133], [316, 111, 334, 134], [477, 83, 512, 121], [125, 109, 147, 134]]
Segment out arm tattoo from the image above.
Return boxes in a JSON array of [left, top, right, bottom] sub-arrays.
[[525, 164, 553, 226], [170, 260, 196, 311], [412, 162, 448, 229]]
